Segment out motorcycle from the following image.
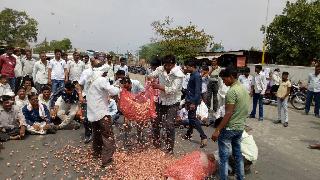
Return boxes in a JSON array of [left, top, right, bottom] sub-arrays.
[[289, 84, 307, 110], [263, 82, 306, 110]]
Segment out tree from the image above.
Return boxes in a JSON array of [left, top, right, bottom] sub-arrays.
[[108, 51, 117, 57], [34, 38, 72, 53], [0, 8, 38, 47], [50, 38, 72, 52], [150, 17, 213, 62], [210, 42, 224, 52], [263, 0, 320, 66], [33, 38, 50, 53], [138, 42, 164, 62]]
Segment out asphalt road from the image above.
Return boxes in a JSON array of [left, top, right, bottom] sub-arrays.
[[0, 73, 319, 180]]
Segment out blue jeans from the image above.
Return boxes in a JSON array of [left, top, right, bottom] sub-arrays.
[[305, 90, 320, 115], [250, 93, 264, 119], [111, 114, 121, 125], [52, 80, 65, 94], [8, 77, 15, 91], [186, 104, 207, 140], [218, 129, 244, 180]]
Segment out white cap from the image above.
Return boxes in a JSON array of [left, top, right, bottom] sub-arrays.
[[5, 91, 15, 97]]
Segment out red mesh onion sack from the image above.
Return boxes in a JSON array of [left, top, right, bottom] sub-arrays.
[[119, 85, 157, 122], [145, 80, 160, 102], [164, 151, 217, 180]]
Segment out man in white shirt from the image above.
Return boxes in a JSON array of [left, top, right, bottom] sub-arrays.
[[201, 66, 210, 100], [78, 58, 97, 143], [0, 95, 26, 141], [239, 67, 253, 93], [86, 58, 120, 167], [38, 85, 51, 108], [68, 51, 85, 83], [207, 58, 221, 112], [182, 72, 190, 100], [107, 97, 118, 122], [106, 54, 115, 84], [33, 51, 49, 91], [270, 68, 281, 94], [48, 49, 68, 94], [82, 54, 91, 70], [149, 54, 184, 154], [249, 65, 267, 121], [177, 106, 189, 126], [114, 57, 128, 75], [78, 58, 111, 143], [119, 76, 144, 94], [196, 100, 209, 123], [15, 87, 29, 111], [0, 75, 13, 97], [22, 49, 36, 78], [13, 48, 23, 93], [305, 64, 320, 117], [114, 72, 143, 105]]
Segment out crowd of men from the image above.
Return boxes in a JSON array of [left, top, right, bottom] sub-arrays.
[[0, 45, 319, 180]]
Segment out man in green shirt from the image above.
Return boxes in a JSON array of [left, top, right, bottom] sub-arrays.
[[212, 67, 249, 180]]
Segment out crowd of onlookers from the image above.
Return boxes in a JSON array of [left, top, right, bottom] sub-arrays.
[[0, 46, 130, 141], [0, 45, 319, 179]]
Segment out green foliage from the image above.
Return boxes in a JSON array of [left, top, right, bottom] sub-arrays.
[[138, 42, 164, 62], [108, 51, 117, 57], [34, 38, 72, 53], [145, 17, 213, 62], [0, 8, 38, 47], [33, 38, 50, 53], [264, 0, 320, 65], [210, 42, 224, 52], [50, 38, 72, 52]]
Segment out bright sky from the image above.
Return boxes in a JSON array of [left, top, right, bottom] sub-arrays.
[[0, 0, 294, 53]]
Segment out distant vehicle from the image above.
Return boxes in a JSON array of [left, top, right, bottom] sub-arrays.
[[86, 50, 97, 57], [46, 53, 55, 59], [135, 66, 146, 75], [32, 54, 40, 60]]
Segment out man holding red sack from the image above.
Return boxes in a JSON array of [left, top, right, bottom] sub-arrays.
[[149, 54, 184, 154]]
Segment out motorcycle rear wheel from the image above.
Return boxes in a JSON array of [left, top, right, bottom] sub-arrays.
[[263, 98, 272, 105], [291, 93, 306, 110]]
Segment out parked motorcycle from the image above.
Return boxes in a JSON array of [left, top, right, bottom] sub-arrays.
[[290, 84, 307, 110], [262, 85, 278, 105], [263, 83, 306, 110]]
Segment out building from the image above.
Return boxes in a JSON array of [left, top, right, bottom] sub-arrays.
[[196, 50, 273, 67]]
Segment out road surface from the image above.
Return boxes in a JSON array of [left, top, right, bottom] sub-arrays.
[[0, 73, 319, 180]]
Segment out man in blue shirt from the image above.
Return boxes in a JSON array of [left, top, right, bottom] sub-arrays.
[[182, 60, 208, 148], [22, 93, 57, 134]]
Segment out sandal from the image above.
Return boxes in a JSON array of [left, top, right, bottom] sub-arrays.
[[308, 144, 320, 150]]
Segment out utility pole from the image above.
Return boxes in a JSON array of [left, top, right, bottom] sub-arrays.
[[262, 0, 270, 64]]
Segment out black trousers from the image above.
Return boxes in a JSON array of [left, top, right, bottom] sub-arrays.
[[152, 103, 179, 152], [185, 103, 207, 140], [207, 80, 219, 111], [92, 116, 115, 164]]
